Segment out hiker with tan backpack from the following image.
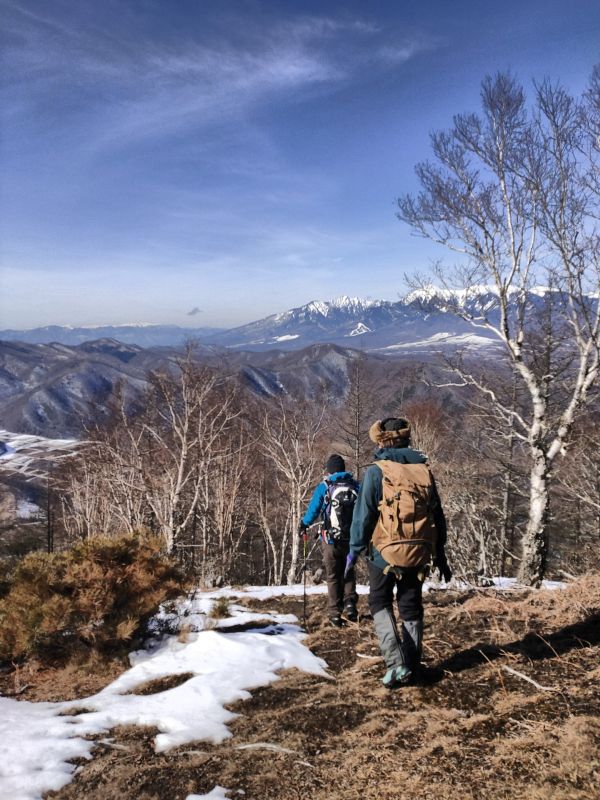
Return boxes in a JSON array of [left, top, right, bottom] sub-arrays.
[[345, 417, 452, 688]]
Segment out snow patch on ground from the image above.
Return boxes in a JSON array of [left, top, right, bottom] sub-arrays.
[[186, 788, 233, 800], [16, 500, 40, 519], [0, 578, 565, 800], [0, 430, 80, 479], [194, 577, 564, 602], [0, 596, 327, 800], [0, 698, 95, 800]]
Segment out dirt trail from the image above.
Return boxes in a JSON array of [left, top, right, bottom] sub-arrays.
[[45, 578, 600, 800]]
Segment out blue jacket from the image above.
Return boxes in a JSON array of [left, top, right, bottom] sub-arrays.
[[302, 471, 358, 529], [349, 447, 447, 570]]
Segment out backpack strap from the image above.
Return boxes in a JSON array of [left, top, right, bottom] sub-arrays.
[[320, 479, 334, 542]]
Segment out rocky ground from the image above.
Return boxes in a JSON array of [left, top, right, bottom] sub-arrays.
[[5, 576, 600, 800]]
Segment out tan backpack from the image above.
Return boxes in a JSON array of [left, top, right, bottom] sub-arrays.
[[371, 460, 438, 568]]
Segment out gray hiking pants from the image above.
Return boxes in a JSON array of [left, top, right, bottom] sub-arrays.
[[368, 561, 424, 670], [321, 540, 357, 617]]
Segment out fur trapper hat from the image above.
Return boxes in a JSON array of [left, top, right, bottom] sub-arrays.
[[368, 417, 411, 447]]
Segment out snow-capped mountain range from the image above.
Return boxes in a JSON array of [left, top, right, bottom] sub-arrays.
[[3, 288, 593, 353], [0, 293, 499, 353], [199, 293, 510, 352], [1, 287, 595, 440]]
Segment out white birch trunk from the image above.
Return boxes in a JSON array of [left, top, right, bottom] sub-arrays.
[[519, 450, 550, 586]]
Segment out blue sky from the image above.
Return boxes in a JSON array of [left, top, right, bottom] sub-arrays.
[[1, 0, 599, 329]]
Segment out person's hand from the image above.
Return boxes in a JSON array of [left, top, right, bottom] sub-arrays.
[[344, 551, 358, 579], [298, 521, 308, 538], [436, 558, 452, 583]]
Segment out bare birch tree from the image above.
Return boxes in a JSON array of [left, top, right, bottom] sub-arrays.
[[60, 357, 244, 557], [130, 360, 243, 553], [57, 430, 147, 540], [260, 396, 329, 584], [256, 474, 280, 583], [398, 72, 600, 585], [58, 452, 111, 540], [210, 434, 252, 578]]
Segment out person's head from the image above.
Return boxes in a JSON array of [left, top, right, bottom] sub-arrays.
[[324, 454, 346, 475], [369, 417, 411, 449]]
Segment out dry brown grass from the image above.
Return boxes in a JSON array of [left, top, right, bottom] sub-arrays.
[[208, 596, 231, 619], [36, 574, 600, 800]]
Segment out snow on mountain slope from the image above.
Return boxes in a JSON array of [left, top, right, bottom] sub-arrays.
[[210, 287, 598, 352], [0, 341, 157, 438], [378, 331, 499, 353], [4, 289, 597, 353], [348, 322, 372, 336], [0, 430, 81, 478], [203, 295, 440, 351]]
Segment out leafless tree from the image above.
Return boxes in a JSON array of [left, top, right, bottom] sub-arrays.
[[337, 355, 379, 478], [255, 463, 282, 584], [209, 433, 253, 578], [401, 399, 448, 467], [259, 396, 329, 584], [130, 360, 244, 553], [398, 72, 600, 585], [59, 354, 245, 559], [556, 412, 600, 563], [58, 447, 116, 540]]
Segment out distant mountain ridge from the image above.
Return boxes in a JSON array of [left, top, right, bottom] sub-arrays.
[[0, 324, 222, 348], [0, 338, 445, 437], [1, 294, 492, 353], [199, 293, 501, 352], [2, 288, 591, 353]]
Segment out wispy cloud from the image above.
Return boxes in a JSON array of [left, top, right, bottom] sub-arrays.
[[0, 1, 438, 330], [87, 47, 341, 151], [376, 42, 433, 65], [1, 3, 432, 152]]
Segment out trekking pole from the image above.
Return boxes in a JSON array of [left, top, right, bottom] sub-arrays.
[[303, 533, 308, 630], [300, 524, 320, 631], [299, 536, 320, 573]]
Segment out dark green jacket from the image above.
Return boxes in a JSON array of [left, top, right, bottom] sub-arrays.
[[349, 446, 447, 570]]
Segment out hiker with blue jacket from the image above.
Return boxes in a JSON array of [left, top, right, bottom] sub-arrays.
[[346, 418, 452, 688], [299, 454, 359, 627]]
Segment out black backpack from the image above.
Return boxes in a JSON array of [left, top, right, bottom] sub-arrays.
[[323, 479, 358, 541]]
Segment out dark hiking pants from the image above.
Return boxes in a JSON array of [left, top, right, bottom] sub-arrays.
[[321, 540, 358, 617], [367, 560, 424, 622]]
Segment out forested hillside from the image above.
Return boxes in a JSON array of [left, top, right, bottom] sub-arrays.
[[1, 344, 598, 586]]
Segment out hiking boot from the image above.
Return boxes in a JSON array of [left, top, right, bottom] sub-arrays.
[[329, 615, 343, 628], [345, 602, 358, 622], [382, 665, 413, 689]]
